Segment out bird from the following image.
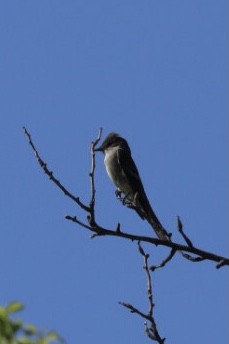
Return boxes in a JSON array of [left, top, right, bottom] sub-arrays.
[[95, 132, 170, 240]]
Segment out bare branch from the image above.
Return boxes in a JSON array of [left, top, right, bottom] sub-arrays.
[[176, 216, 208, 262], [150, 248, 176, 271], [177, 216, 193, 247], [120, 243, 166, 343], [65, 215, 92, 231], [180, 252, 205, 262], [23, 128, 228, 343], [87, 128, 103, 226], [138, 242, 154, 316], [23, 127, 89, 212], [216, 259, 228, 269], [64, 215, 229, 267], [23, 127, 229, 269]]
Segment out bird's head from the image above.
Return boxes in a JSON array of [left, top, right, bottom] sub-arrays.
[[95, 132, 130, 153]]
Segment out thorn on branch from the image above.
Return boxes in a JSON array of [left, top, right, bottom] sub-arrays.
[[116, 223, 121, 232]]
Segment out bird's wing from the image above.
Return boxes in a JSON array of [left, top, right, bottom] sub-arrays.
[[117, 147, 156, 217], [117, 147, 146, 196], [116, 147, 147, 219], [117, 148, 170, 240]]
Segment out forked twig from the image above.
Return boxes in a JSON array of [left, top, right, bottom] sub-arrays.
[[120, 243, 165, 343]]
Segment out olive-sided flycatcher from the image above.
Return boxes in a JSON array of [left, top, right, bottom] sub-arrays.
[[95, 132, 170, 240]]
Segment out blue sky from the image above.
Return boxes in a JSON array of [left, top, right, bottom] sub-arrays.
[[0, 1, 228, 343]]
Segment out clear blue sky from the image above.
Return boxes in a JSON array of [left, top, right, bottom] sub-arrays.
[[0, 1, 228, 343]]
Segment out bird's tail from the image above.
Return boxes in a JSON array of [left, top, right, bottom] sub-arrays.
[[146, 208, 170, 241], [136, 192, 170, 241]]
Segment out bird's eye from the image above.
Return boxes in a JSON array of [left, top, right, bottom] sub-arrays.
[[106, 139, 115, 147]]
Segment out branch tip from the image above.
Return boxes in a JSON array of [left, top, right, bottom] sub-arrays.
[[177, 215, 193, 247]]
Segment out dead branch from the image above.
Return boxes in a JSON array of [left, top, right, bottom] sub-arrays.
[[23, 127, 90, 212], [23, 127, 229, 268], [150, 248, 176, 271], [120, 243, 165, 343], [23, 127, 229, 342]]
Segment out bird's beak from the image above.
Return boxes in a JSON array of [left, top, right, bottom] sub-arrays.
[[94, 145, 103, 152]]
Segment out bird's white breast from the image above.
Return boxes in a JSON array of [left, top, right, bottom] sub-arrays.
[[104, 147, 133, 195]]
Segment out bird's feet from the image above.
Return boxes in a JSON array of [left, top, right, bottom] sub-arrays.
[[115, 189, 131, 206], [115, 189, 122, 199]]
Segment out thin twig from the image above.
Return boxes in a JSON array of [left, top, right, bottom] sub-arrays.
[[180, 252, 205, 262], [120, 301, 164, 343], [140, 243, 165, 343], [138, 242, 154, 317], [88, 128, 103, 226], [65, 215, 92, 231], [150, 248, 177, 271], [216, 259, 228, 269], [120, 243, 165, 343], [23, 127, 90, 212], [64, 215, 229, 267], [177, 216, 208, 262], [177, 216, 193, 247]]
